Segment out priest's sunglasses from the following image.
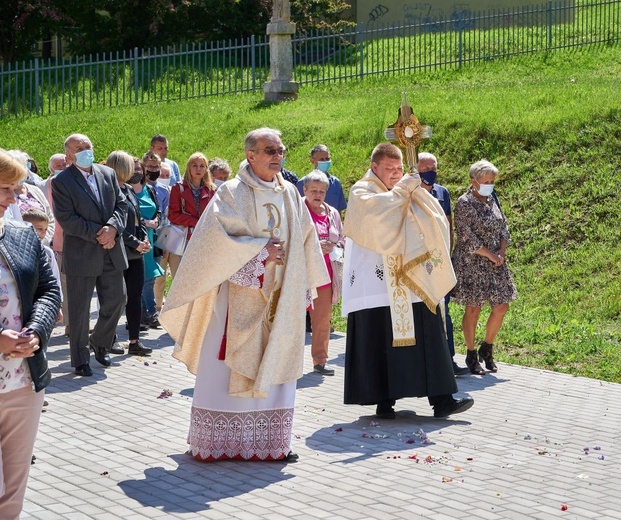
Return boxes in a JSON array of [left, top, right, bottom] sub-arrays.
[[252, 147, 287, 157]]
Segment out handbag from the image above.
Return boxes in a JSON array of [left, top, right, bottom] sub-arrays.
[[154, 224, 187, 256], [154, 183, 188, 256], [329, 245, 344, 291]]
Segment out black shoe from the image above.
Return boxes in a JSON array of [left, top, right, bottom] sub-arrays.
[[108, 342, 125, 355], [128, 341, 152, 356], [453, 361, 470, 376], [433, 396, 474, 418], [90, 345, 111, 367], [375, 401, 396, 419], [313, 364, 335, 376], [149, 317, 161, 329], [284, 451, 299, 462], [478, 341, 498, 373], [75, 363, 93, 377], [465, 349, 485, 375]]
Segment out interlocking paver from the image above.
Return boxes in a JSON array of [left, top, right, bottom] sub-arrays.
[[21, 293, 621, 519]]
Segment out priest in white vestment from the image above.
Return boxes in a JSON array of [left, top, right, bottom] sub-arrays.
[[160, 128, 329, 461], [342, 143, 474, 419]]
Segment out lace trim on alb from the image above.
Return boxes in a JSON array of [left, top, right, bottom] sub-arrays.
[[188, 406, 293, 460], [228, 248, 268, 289]]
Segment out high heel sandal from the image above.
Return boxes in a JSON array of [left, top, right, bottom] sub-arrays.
[[478, 341, 498, 373], [465, 349, 485, 375]]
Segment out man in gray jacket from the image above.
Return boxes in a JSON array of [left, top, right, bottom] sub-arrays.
[[52, 133, 128, 376]]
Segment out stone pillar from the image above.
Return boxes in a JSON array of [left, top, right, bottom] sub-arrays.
[[264, 0, 299, 102]]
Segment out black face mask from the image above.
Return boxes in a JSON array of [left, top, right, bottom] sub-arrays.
[[128, 173, 144, 184], [146, 170, 161, 181]]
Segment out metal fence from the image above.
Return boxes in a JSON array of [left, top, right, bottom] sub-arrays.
[[1, 0, 619, 119]]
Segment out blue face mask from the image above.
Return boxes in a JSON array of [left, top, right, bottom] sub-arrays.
[[281, 157, 286, 168], [419, 170, 437, 186], [317, 160, 331, 173], [74, 149, 95, 169]]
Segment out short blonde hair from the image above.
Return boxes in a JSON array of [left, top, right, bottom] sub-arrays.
[[106, 150, 135, 184], [371, 143, 402, 164], [0, 149, 28, 183]]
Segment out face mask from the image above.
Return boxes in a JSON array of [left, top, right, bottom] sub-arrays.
[[128, 173, 143, 184], [146, 170, 161, 181], [74, 149, 94, 168], [476, 182, 494, 197], [281, 157, 286, 168], [317, 160, 331, 173], [158, 178, 171, 187], [419, 170, 437, 186], [27, 162, 33, 172], [53, 170, 64, 176]]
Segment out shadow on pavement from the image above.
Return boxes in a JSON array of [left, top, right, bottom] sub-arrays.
[[305, 408, 473, 464], [117, 453, 293, 513]]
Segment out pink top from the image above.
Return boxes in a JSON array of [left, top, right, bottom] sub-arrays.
[[308, 205, 333, 289]]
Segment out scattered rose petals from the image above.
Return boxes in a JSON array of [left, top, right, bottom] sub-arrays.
[[335, 427, 343, 432], [369, 421, 380, 427], [157, 389, 173, 399], [442, 477, 453, 482], [467, 457, 474, 461], [101, 471, 109, 476], [454, 466, 462, 471], [405, 438, 416, 444], [524, 433, 532, 440], [598, 455, 605, 460], [594, 446, 602, 450], [561, 504, 568, 511]]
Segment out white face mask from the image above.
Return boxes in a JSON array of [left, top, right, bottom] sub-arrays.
[[476, 182, 494, 197], [53, 170, 64, 176], [158, 178, 171, 188]]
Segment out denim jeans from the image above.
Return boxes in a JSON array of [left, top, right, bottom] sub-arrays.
[[142, 277, 157, 319]]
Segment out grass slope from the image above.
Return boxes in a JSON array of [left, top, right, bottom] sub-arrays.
[[2, 45, 621, 381]]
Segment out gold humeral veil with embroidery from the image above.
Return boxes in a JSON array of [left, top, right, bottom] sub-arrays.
[[344, 170, 456, 346], [160, 162, 329, 397]]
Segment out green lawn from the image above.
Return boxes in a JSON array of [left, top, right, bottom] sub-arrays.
[[2, 45, 621, 381]]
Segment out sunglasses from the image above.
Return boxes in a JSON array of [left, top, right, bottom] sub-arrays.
[[254, 147, 286, 157]]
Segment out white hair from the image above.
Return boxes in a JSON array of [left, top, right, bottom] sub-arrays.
[[48, 153, 66, 173], [469, 159, 499, 180]]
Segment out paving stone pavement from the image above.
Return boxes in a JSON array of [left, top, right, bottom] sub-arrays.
[[22, 302, 621, 520]]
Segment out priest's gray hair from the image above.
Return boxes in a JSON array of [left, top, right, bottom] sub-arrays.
[[469, 159, 498, 180], [244, 127, 282, 152]]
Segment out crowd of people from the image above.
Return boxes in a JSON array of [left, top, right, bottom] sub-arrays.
[[0, 126, 518, 516]]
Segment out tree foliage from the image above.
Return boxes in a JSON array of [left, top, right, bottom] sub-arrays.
[[0, 0, 69, 63], [1, 0, 352, 63]]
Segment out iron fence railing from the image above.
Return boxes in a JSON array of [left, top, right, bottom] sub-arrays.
[[0, 0, 619, 119]]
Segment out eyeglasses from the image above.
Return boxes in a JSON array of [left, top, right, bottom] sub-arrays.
[[253, 147, 286, 157]]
